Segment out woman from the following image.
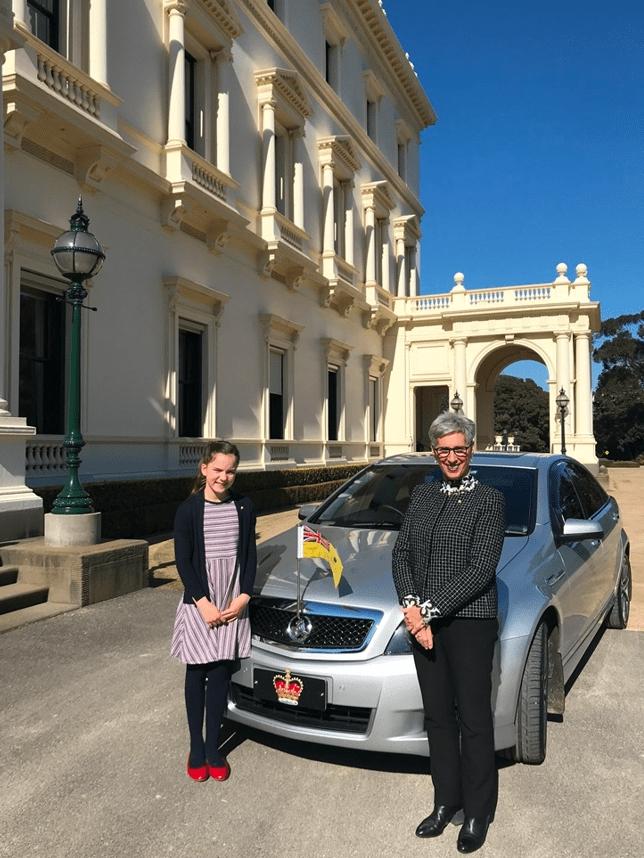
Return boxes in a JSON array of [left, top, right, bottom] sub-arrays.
[[392, 412, 505, 854], [171, 440, 257, 782]]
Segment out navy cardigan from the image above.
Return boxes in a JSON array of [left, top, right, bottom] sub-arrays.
[[173, 490, 257, 604]]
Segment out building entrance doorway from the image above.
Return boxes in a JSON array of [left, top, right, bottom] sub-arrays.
[[414, 385, 448, 451]]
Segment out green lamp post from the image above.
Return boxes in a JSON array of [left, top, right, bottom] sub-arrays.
[[50, 198, 105, 515]]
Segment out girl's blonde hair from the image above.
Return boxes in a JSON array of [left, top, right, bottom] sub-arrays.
[[191, 440, 240, 494]]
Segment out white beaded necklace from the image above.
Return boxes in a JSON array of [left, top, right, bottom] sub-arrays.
[[439, 472, 479, 496]]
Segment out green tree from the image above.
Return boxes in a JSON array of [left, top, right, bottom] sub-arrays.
[[494, 375, 549, 452], [593, 311, 644, 460]]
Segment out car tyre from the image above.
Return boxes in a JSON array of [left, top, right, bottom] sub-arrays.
[[515, 621, 548, 765], [606, 554, 632, 630]]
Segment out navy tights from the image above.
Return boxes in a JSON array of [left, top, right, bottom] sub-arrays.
[[185, 661, 234, 767]]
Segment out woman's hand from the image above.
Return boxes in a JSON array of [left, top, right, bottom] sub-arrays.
[[219, 593, 250, 624], [415, 625, 433, 650], [194, 596, 222, 628], [403, 604, 425, 635]]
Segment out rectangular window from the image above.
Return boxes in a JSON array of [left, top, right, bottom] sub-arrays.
[[397, 141, 407, 180], [19, 286, 65, 434], [275, 129, 294, 219], [369, 377, 379, 442], [325, 40, 339, 90], [28, 0, 60, 51], [269, 348, 285, 440], [333, 180, 346, 257], [185, 50, 197, 151], [366, 99, 376, 140], [375, 218, 387, 287], [328, 366, 339, 441], [178, 328, 203, 437]]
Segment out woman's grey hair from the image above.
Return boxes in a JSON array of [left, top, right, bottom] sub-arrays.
[[428, 411, 476, 447]]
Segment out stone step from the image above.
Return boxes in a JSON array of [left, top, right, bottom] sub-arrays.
[[0, 566, 19, 586], [0, 582, 49, 615], [0, 601, 76, 634]]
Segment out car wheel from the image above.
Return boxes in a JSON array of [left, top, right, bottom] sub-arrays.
[[515, 621, 548, 765], [606, 554, 632, 630]]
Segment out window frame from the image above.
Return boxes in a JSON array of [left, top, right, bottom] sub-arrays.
[[177, 321, 206, 439]]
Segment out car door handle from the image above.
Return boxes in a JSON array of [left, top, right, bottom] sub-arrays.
[[546, 570, 565, 586]]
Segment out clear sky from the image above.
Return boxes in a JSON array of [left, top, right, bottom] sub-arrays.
[[384, 0, 643, 387]]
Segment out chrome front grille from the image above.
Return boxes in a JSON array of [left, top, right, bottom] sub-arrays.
[[249, 599, 376, 650]]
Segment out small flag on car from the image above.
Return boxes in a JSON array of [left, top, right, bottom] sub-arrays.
[[297, 524, 344, 588]]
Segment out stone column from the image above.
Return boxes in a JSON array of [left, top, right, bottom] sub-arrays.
[[364, 205, 376, 285], [261, 101, 276, 211], [555, 331, 571, 447], [408, 245, 418, 296], [215, 49, 230, 174], [0, 10, 43, 539], [321, 161, 334, 255], [293, 130, 304, 230], [396, 237, 406, 296], [166, 2, 186, 145], [344, 181, 354, 265], [89, 0, 108, 87], [381, 224, 390, 292], [453, 338, 467, 413], [574, 332, 593, 436], [13, 1, 29, 27]]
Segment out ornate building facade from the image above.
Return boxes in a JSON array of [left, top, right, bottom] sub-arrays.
[[0, 1, 599, 537]]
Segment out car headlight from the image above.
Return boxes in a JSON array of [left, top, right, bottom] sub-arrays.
[[384, 620, 413, 655]]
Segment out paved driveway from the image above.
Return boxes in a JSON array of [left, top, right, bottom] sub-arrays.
[[0, 588, 641, 858]]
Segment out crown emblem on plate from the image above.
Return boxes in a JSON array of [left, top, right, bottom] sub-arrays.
[[273, 669, 304, 706]]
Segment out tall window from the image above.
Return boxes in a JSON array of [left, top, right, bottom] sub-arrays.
[[28, 0, 60, 51], [325, 40, 339, 91], [185, 50, 197, 151], [333, 179, 347, 257], [178, 328, 203, 437], [275, 128, 294, 219], [269, 349, 286, 439], [328, 366, 339, 441], [366, 99, 377, 140], [375, 218, 387, 288], [397, 141, 407, 180], [369, 377, 379, 442], [19, 286, 65, 434]]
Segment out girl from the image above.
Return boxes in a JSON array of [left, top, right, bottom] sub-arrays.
[[170, 440, 257, 782]]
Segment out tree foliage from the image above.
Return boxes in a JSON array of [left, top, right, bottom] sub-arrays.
[[494, 375, 549, 452], [593, 311, 644, 460]]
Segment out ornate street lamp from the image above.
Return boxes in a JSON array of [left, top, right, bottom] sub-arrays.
[[450, 391, 463, 413], [50, 198, 105, 514], [556, 387, 569, 455]]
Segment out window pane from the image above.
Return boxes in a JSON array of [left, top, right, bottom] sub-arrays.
[[369, 378, 378, 442], [178, 328, 203, 437], [19, 287, 65, 434], [185, 51, 196, 150], [328, 367, 339, 441], [567, 463, 608, 518], [269, 350, 285, 439], [28, 0, 59, 50]]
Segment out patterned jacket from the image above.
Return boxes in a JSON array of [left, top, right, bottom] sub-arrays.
[[392, 480, 506, 619]]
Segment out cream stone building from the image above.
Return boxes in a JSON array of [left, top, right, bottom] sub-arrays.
[[0, 0, 599, 538]]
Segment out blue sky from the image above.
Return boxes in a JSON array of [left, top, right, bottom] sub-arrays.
[[384, 0, 643, 387]]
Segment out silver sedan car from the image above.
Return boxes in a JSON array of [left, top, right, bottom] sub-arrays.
[[227, 453, 631, 763]]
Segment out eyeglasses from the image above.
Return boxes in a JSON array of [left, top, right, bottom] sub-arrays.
[[433, 445, 472, 459]]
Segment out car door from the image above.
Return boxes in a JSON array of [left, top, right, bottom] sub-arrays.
[[548, 462, 602, 659], [566, 461, 620, 623]]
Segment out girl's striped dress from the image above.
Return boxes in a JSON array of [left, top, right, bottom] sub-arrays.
[[170, 498, 251, 664]]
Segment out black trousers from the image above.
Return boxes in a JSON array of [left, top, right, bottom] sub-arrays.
[[412, 617, 498, 818]]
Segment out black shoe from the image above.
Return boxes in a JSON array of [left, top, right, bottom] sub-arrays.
[[456, 815, 493, 853], [415, 804, 463, 838]]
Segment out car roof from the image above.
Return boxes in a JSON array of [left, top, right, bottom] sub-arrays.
[[378, 451, 558, 469]]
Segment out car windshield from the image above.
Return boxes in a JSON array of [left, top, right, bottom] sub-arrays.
[[311, 463, 536, 535]]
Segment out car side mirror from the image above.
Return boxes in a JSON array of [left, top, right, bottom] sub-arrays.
[[298, 502, 320, 521], [561, 518, 604, 542]]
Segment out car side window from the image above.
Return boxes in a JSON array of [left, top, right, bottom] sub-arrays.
[[566, 462, 609, 518], [557, 472, 584, 522]]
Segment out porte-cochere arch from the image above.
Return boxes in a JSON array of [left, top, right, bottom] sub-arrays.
[[383, 263, 599, 465]]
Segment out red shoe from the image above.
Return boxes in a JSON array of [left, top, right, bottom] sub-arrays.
[[208, 760, 231, 781], [186, 757, 209, 782]]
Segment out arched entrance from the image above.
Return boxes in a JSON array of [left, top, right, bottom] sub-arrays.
[[474, 343, 552, 451]]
